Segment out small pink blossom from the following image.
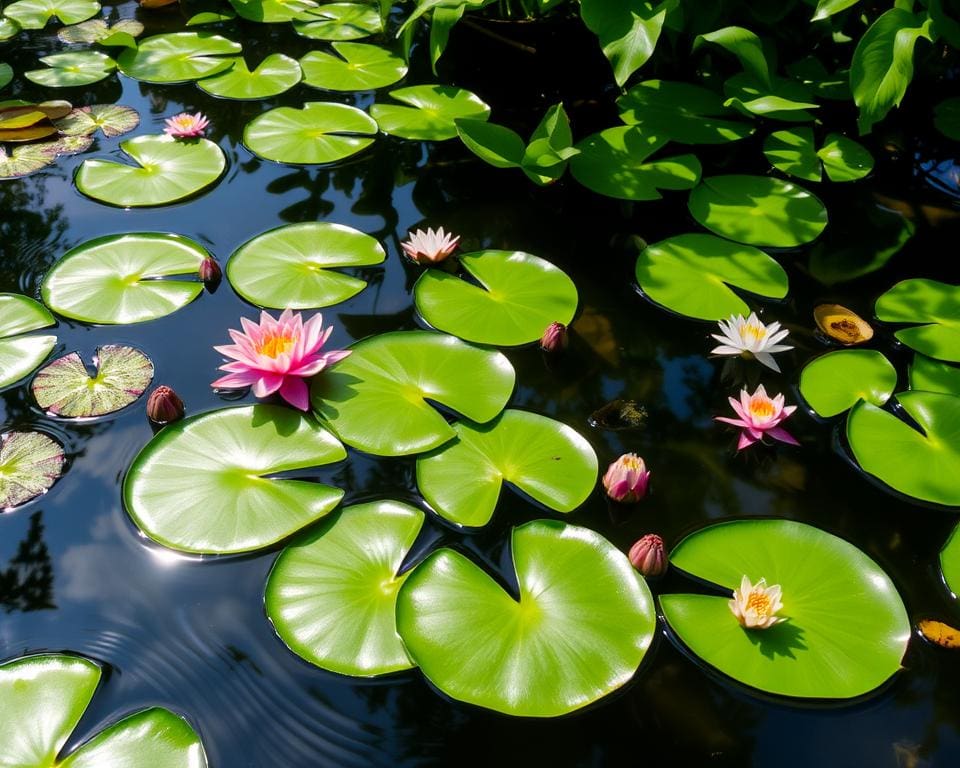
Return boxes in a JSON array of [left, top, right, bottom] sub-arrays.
[[628, 534, 667, 577], [715, 384, 799, 451], [401, 227, 460, 264], [164, 112, 209, 139], [211, 309, 350, 411], [602, 453, 650, 503], [539, 321, 568, 352]]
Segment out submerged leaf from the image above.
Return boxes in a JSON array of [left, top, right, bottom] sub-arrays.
[[0, 431, 64, 509]]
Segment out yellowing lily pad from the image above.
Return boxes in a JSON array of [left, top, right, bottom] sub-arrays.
[[53, 104, 139, 138], [0, 431, 64, 510]]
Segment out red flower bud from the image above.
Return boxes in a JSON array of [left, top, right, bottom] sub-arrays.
[[628, 534, 667, 577], [539, 321, 568, 353], [199, 257, 222, 292], [146, 385, 185, 425]]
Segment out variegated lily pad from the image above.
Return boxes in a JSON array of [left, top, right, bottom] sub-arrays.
[[0, 144, 55, 179], [57, 18, 143, 43], [54, 104, 139, 138], [0, 431, 64, 510]]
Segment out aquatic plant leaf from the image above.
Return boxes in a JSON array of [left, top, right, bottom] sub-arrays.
[[0, 63, 11, 90], [370, 84, 490, 141], [817, 132, 874, 181], [54, 104, 139, 137], [0, 18, 20, 39], [723, 73, 818, 121], [762, 127, 821, 181], [117, 32, 241, 83], [300, 42, 407, 92], [25, 50, 116, 87], [811, 0, 861, 20], [661, 519, 909, 699], [57, 18, 142, 43], [2, 0, 99, 29], [396, 519, 656, 716], [27, 134, 93, 158], [688, 175, 828, 247], [293, 3, 382, 41], [785, 56, 850, 101], [0, 293, 57, 389], [0, 144, 53, 177], [230, 0, 319, 23], [32, 345, 153, 417], [942, 524, 960, 597], [0, 431, 64, 509], [125, 405, 346, 554], [695, 25, 771, 88], [243, 102, 377, 164], [266, 500, 423, 676], [875, 279, 960, 362], [75, 135, 225, 207], [798, 349, 896, 418], [934, 96, 960, 141], [414, 250, 577, 346], [579, 0, 671, 87], [0, 123, 58, 141], [847, 391, 960, 506], [311, 330, 515, 456], [635, 234, 788, 321], [197, 53, 301, 99], [917, 618, 960, 647], [909, 354, 960, 396], [186, 10, 237, 25], [0, 105, 50, 129], [227, 222, 384, 308], [42, 233, 207, 324], [416, 410, 598, 529]]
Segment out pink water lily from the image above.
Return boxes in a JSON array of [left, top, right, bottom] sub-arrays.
[[602, 453, 651, 503], [715, 385, 799, 451], [401, 227, 460, 264], [164, 112, 209, 139], [211, 310, 350, 411]]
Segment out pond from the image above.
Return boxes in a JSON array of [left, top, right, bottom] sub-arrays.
[[1, 1, 960, 766]]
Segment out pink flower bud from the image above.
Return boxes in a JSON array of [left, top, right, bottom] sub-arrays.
[[146, 385, 185, 425], [199, 257, 222, 292], [539, 321, 568, 352], [602, 453, 650, 503], [628, 534, 667, 577]]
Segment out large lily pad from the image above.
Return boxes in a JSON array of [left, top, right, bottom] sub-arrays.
[[0, 293, 57, 389], [243, 102, 377, 164], [396, 519, 656, 717], [117, 32, 241, 84], [413, 250, 577, 346], [875, 279, 960, 363], [910, 354, 960, 396], [799, 350, 897, 418], [197, 54, 301, 100], [266, 500, 424, 676], [54, 104, 139, 138], [0, 654, 207, 767], [227, 222, 385, 309], [124, 405, 346, 554], [300, 43, 407, 91], [75, 135, 226, 207], [370, 85, 490, 141], [2, 0, 99, 29], [42, 233, 208, 324], [847, 391, 960, 506], [0, 431, 64, 509], [942, 524, 960, 597], [763, 127, 874, 183], [635, 234, 789, 321], [417, 410, 598, 529], [311, 331, 515, 456], [25, 51, 116, 87], [292, 2, 382, 40]]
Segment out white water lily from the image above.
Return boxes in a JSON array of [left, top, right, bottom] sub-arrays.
[[710, 313, 792, 372], [729, 575, 785, 630]]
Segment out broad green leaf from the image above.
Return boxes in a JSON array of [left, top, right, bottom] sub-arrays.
[[818, 132, 874, 181], [243, 102, 377, 164], [198, 54, 301, 99], [909, 354, 960, 396], [117, 32, 242, 84], [811, 0, 861, 20], [695, 26, 771, 88], [396, 520, 656, 716], [292, 3, 382, 40], [0, 293, 56, 389], [763, 127, 821, 181], [799, 350, 897, 417], [230, 0, 320, 22], [0, 18, 20, 39], [875, 279, 960, 362], [0, 431, 64, 509], [521, 103, 577, 184], [942, 523, 960, 597], [57, 18, 142, 43], [723, 73, 819, 121], [124, 405, 346, 554], [2, 0, 99, 29], [456, 118, 525, 168], [580, 0, 673, 86], [430, 5, 464, 71], [661, 519, 910, 699], [186, 10, 237, 25], [934, 96, 960, 141], [53, 104, 139, 138], [300, 43, 407, 92], [370, 84, 490, 141], [0, 63, 11, 90], [929, 0, 960, 48], [25, 50, 116, 87], [227, 222, 385, 309], [311, 331, 515, 456], [266, 500, 424, 676]]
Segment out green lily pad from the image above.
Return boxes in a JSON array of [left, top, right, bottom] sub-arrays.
[[798, 350, 897, 418], [413, 250, 577, 346], [227, 222, 385, 309], [0, 18, 20, 40], [75, 135, 225, 207], [570, 126, 701, 201], [910, 354, 960, 396], [243, 102, 377, 164], [370, 85, 491, 141], [300, 42, 407, 92], [186, 10, 237, 25], [42, 233, 208, 324], [942, 524, 960, 597], [124, 405, 346, 554], [0, 63, 11, 90], [198, 54, 301, 100], [0, 293, 57, 389], [688, 175, 828, 248], [117, 32, 241, 84], [416, 410, 597, 529], [0, 431, 64, 509], [32, 345, 153, 417], [25, 51, 116, 87], [763, 127, 821, 181], [57, 18, 142, 43], [292, 2, 382, 40], [635, 234, 789, 321], [0, 654, 207, 767], [875, 279, 960, 363], [818, 133, 874, 182], [847, 391, 960, 506], [661, 518, 910, 699], [2, 0, 99, 29], [311, 330, 515, 456], [266, 500, 424, 676], [54, 104, 139, 138], [396, 519, 656, 717], [230, 0, 319, 23]]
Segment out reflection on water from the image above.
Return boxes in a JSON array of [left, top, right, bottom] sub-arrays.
[[0, 511, 55, 613]]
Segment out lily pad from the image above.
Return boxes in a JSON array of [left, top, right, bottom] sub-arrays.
[[0, 431, 64, 509], [227, 222, 385, 309], [197, 54, 301, 99], [723, 73, 819, 122], [230, 0, 319, 23], [416, 409, 598, 529], [635, 234, 789, 321], [798, 350, 897, 418], [32, 345, 153, 417], [0, 18, 20, 40], [910, 354, 960, 396], [818, 133, 874, 182], [0, 144, 55, 179], [42, 233, 208, 324], [0, 293, 57, 389], [300, 43, 407, 92], [54, 104, 139, 138], [311, 331, 515, 456], [847, 391, 960, 506], [396, 519, 656, 717], [57, 18, 142, 43], [75, 135, 226, 207], [0, 63, 11, 90], [764, 128, 872, 183], [413, 250, 577, 346], [2, 0, 99, 29], [875, 279, 960, 363], [0, 654, 207, 767], [370, 85, 491, 141], [660, 518, 910, 699], [25, 51, 116, 87], [186, 10, 237, 25], [265, 500, 424, 676], [124, 404, 346, 554], [688, 175, 828, 248], [243, 102, 377, 164], [942, 524, 960, 597], [117, 32, 241, 84], [292, 2, 381, 40]]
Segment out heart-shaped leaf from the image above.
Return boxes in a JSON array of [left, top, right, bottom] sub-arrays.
[[25, 50, 116, 87], [799, 349, 897, 418], [2, 0, 99, 29], [53, 104, 139, 138], [764, 128, 872, 183], [0, 293, 56, 389], [243, 102, 377, 164], [117, 32, 241, 83], [292, 2, 382, 40], [875, 279, 960, 363], [300, 42, 407, 91], [370, 85, 490, 141], [197, 54, 301, 99], [0, 431, 64, 509], [910, 354, 960, 396]]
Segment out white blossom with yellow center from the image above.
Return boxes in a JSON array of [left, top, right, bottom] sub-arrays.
[[729, 575, 786, 630], [711, 312, 792, 372]]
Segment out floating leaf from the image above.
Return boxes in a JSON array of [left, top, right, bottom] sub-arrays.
[[909, 354, 960, 396], [0, 123, 57, 142], [370, 85, 490, 141], [25, 51, 116, 87], [243, 102, 377, 164], [661, 518, 910, 699], [918, 619, 960, 648], [292, 2, 381, 40], [300, 42, 407, 91], [0, 144, 55, 179], [875, 279, 960, 363], [2, 0, 100, 29], [0, 18, 20, 40], [117, 32, 241, 84], [763, 127, 820, 181], [266, 500, 423, 676], [0, 431, 64, 509], [396, 519, 656, 716], [813, 304, 874, 345], [818, 133, 874, 181], [799, 350, 896, 418], [54, 104, 139, 138], [124, 405, 346, 554], [227, 222, 384, 309], [942, 524, 960, 597], [0, 293, 57, 389], [197, 54, 301, 99], [57, 18, 142, 43], [934, 97, 960, 141], [311, 331, 515, 456], [722, 73, 818, 121], [186, 10, 237, 25], [695, 25, 771, 88], [0, 63, 11, 90], [230, 0, 319, 23]]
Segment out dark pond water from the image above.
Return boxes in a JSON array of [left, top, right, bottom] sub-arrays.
[[2, 4, 960, 766]]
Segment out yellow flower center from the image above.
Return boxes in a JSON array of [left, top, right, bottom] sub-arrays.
[[742, 322, 766, 342], [748, 397, 775, 419], [621, 456, 644, 471], [746, 590, 772, 616], [256, 332, 295, 359]]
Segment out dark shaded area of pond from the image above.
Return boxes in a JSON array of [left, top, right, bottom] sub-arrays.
[[2, 4, 960, 766]]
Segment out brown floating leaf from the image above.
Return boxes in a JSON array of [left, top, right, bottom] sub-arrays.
[[814, 304, 874, 345], [918, 619, 960, 649], [0, 124, 58, 142], [0, 106, 48, 129], [0, 431, 64, 510]]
